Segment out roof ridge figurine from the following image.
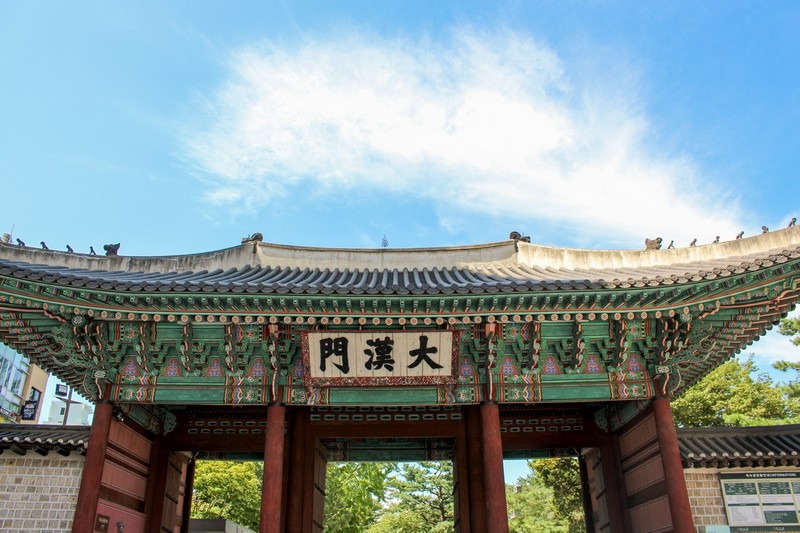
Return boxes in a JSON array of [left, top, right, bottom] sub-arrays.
[[242, 232, 264, 244], [644, 237, 662, 250], [103, 243, 120, 256]]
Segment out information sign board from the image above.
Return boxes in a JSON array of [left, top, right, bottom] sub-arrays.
[[721, 472, 800, 532]]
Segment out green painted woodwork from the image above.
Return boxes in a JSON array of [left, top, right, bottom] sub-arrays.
[[540, 382, 612, 401], [157, 376, 227, 385], [153, 387, 227, 403], [329, 387, 440, 405], [540, 374, 610, 384]]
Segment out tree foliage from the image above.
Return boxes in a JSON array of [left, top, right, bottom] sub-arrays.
[[774, 359, 800, 419], [191, 460, 263, 531], [506, 466, 569, 533], [325, 462, 394, 533], [369, 461, 454, 533], [773, 317, 800, 419], [778, 317, 800, 346], [531, 458, 584, 533], [671, 357, 789, 427]]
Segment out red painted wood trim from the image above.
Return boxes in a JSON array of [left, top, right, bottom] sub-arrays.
[[180, 455, 196, 533], [652, 397, 695, 533], [610, 431, 633, 533], [454, 420, 471, 533], [600, 438, 627, 533], [286, 408, 308, 532], [144, 439, 170, 532], [479, 402, 508, 533], [464, 405, 486, 533], [72, 396, 113, 533], [260, 404, 286, 533], [97, 485, 145, 513], [281, 417, 291, 532], [578, 454, 596, 533], [301, 434, 319, 533]]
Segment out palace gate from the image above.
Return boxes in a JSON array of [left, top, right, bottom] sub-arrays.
[[1, 228, 799, 532]]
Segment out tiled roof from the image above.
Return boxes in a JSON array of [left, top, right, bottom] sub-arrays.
[[1, 232, 799, 296], [678, 424, 800, 468], [0, 424, 89, 455]]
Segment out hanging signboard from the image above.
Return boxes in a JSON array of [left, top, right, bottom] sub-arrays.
[[21, 400, 38, 421], [720, 472, 800, 532], [302, 330, 458, 386]]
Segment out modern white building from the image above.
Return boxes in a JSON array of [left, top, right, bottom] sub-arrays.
[[0, 343, 49, 423], [44, 399, 94, 425]]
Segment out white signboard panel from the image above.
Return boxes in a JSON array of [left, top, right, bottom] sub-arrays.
[[302, 330, 457, 386]]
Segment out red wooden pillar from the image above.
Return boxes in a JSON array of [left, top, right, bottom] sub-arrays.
[[72, 396, 113, 533], [301, 436, 323, 532], [464, 405, 487, 533], [454, 419, 472, 533], [285, 408, 308, 532], [479, 402, 508, 533], [144, 437, 170, 532], [578, 454, 595, 533], [180, 455, 197, 533], [261, 404, 287, 533], [652, 397, 694, 533], [599, 438, 626, 533]]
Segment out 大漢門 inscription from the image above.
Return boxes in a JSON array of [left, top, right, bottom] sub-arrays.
[[302, 331, 457, 387]]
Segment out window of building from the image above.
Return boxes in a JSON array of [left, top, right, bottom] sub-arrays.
[[29, 387, 41, 402]]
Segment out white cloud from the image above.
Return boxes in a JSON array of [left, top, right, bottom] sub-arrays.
[[182, 27, 744, 246]]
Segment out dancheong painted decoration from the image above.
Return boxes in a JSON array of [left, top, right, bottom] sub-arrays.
[[3, 227, 800, 533], [1, 228, 799, 430]]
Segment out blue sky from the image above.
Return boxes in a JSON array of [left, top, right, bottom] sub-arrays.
[[2, 2, 799, 425]]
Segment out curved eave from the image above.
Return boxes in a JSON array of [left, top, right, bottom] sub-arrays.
[[1, 228, 798, 297]]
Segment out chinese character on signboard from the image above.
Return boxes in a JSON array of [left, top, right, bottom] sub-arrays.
[[320, 337, 350, 374]]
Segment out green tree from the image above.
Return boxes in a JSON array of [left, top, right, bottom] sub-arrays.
[[366, 511, 429, 533], [778, 317, 800, 346], [369, 461, 454, 533], [191, 460, 262, 531], [324, 462, 394, 533], [506, 466, 568, 533], [532, 458, 584, 533], [774, 360, 800, 415], [671, 357, 788, 427], [774, 316, 800, 417]]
